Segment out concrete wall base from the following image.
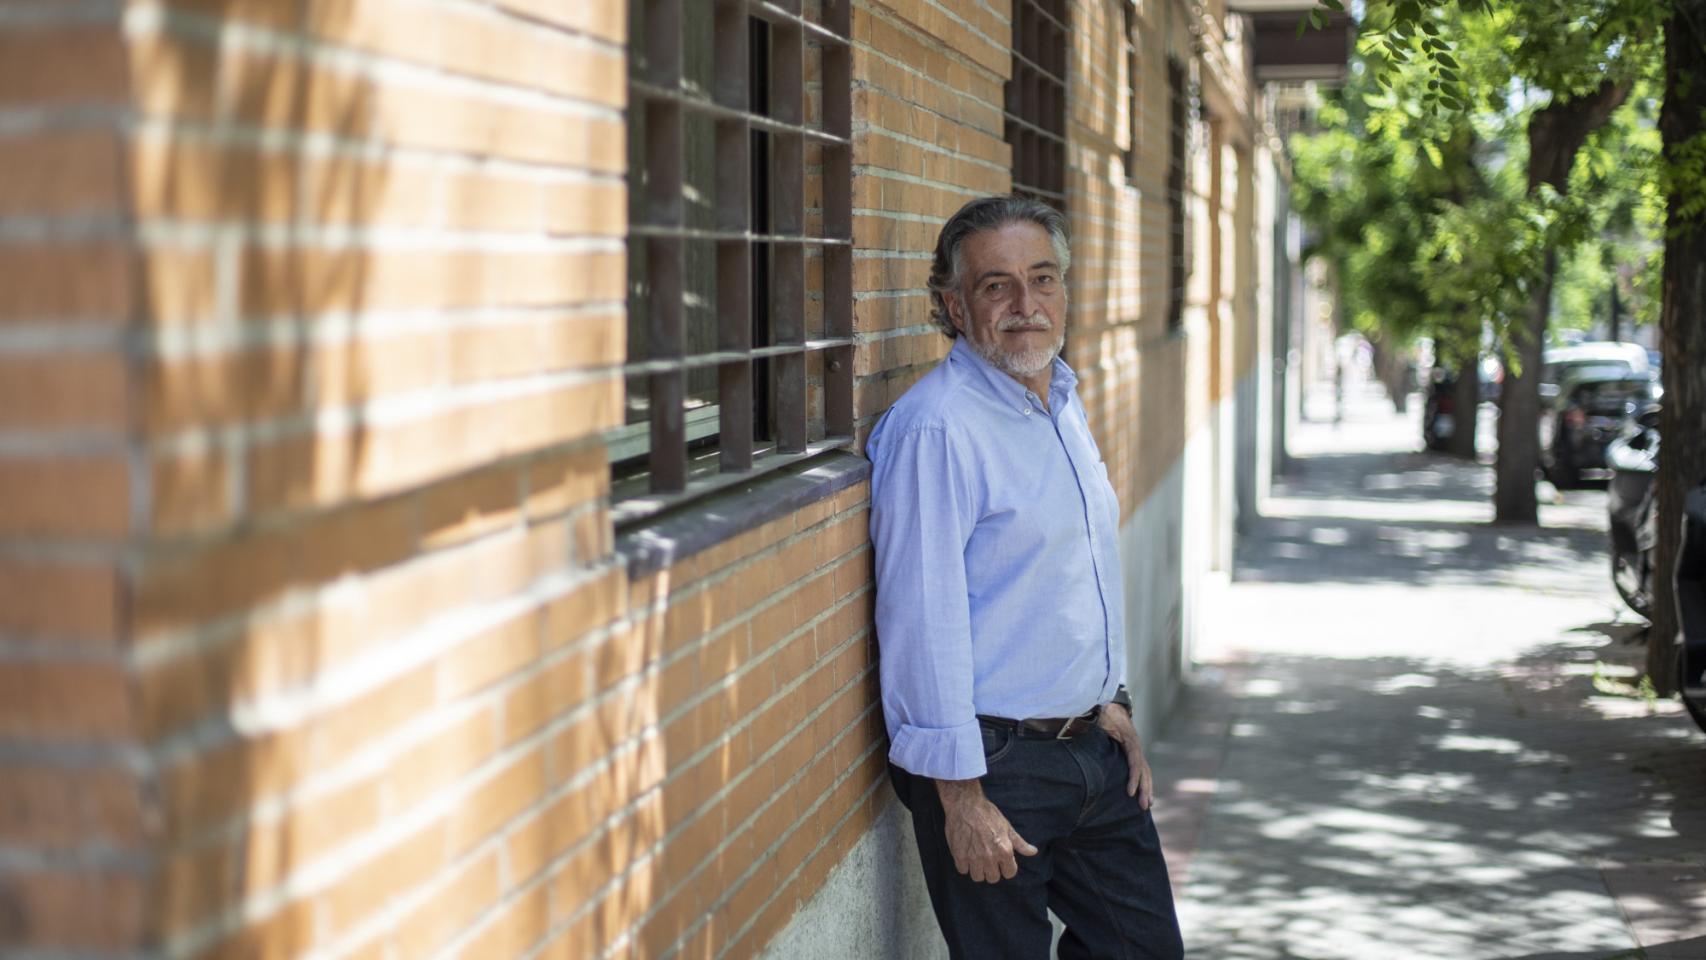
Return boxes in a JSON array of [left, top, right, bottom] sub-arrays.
[[760, 796, 948, 960]]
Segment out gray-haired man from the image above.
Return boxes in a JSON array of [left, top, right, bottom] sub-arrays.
[[867, 195, 1184, 959]]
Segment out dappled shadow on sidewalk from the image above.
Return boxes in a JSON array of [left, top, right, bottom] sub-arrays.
[[1239, 431, 1616, 592], [1286, 450, 1498, 505], [1234, 514, 1609, 590], [1159, 632, 1706, 960]]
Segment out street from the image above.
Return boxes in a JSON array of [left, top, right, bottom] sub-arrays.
[[1153, 385, 1706, 960]]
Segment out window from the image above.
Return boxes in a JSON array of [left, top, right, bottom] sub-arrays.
[[620, 0, 853, 517], [1005, 0, 1068, 204], [1123, 2, 1139, 187], [1165, 56, 1192, 331]]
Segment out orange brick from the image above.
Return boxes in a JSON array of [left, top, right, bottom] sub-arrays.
[[570, 505, 612, 564], [129, 132, 297, 224], [0, 867, 147, 951], [492, 0, 625, 42], [160, 0, 302, 28], [0, 660, 130, 741], [245, 378, 621, 512], [187, 898, 316, 960], [525, 446, 608, 521], [236, 246, 624, 316], [240, 773, 384, 894], [0, 27, 128, 107], [132, 532, 290, 635], [385, 706, 499, 811], [439, 608, 540, 701], [319, 818, 449, 940], [499, 647, 589, 745], [448, 310, 624, 385], [0, 352, 128, 432], [136, 638, 237, 741], [392, 850, 503, 959], [310, 664, 437, 768], [310, 331, 448, 412], [421, 464, 524, 551], [303, 0, 625, 107], [0, 244, 132, 323], [453, 884, 549, 960], [143, 347, 308, 434], [549, 684, 662, 789], [544, 179, 627, 235], [150, 448, 231, 537], [446, 747, 547, 856], [0, 455, 129, 540], [160, 730, 308, 840], [140, 246, 219, 326], [0, 763, 144, 852], [0, 130, 124, 216]]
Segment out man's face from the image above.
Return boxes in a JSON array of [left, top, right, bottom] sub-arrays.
[[945, 220, 1067, 384]]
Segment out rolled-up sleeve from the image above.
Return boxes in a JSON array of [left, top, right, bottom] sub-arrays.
[[869, 423, 985, 780]]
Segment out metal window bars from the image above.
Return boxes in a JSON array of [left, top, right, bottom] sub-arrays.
[[1166, 56, 1190, 331], [620, 0, 853, 520], [1005, 0, 1068, 205], [1123, 3, 1139, 187]]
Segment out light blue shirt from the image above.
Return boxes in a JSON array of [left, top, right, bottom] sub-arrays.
[[867, 336, 1127, 781]]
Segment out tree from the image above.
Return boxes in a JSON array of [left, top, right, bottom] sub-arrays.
[[1651, 0, 1706, 691], [1309, 0, 1706, 691], [1292, 3, 1655, 466]]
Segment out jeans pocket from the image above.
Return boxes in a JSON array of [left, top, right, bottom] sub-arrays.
[[980, 723, 1017, 765]]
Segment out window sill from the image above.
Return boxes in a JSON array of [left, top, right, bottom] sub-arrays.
[[615, 449, 871, 578]]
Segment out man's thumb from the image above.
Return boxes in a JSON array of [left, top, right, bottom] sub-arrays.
[[1010, 829, 1038, 857]]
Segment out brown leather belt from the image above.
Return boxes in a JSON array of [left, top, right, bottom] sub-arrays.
[[977, 707, 1101, 741]]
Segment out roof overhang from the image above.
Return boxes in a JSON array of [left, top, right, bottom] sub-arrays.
[[1248, 10, 1354, 84]]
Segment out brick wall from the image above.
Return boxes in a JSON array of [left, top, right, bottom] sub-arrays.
[[0, 0, 1272, 957]]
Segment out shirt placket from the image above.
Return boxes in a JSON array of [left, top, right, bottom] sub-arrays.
[[1039, 394, 1117, 693]]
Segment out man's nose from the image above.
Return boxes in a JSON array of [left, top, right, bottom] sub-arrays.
[[1012, 281, 1037, 317]]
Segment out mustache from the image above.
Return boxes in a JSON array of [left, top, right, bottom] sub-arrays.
[[995, 313, 1051, 333]]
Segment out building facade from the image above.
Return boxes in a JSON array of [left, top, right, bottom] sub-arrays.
[[0, 0, 1314, 956]]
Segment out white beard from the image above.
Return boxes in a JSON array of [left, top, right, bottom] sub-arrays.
[[969, 314, 1064, 379]]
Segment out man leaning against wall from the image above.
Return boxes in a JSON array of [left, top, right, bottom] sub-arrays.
[[867, 195, 1185, 960]]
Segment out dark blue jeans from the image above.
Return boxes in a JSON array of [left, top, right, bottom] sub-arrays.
[[891, 722, 1184, 960]]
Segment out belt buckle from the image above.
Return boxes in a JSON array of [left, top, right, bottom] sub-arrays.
[[1055, 715, 1083, 740]]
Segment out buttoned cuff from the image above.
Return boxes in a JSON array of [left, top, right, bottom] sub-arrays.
[[888, 719, 986, 781]]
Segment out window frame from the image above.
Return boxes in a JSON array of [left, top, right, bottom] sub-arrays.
[[1165, 55, 1193, 332], [1005, 0, 1069, 205], [616, 0, 854, 525]]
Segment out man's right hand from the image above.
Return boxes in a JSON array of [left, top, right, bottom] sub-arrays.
[[934, 778, 1038, 883]]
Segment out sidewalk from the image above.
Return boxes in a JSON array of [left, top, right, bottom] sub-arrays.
[[1152, 383, 1706, 960]]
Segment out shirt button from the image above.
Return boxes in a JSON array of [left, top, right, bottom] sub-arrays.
[[1022, 407, 1031, 416]]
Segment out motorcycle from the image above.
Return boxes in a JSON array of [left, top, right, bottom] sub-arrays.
[[1606, 406, 1660, 619], [1677, 478, 1706, 734]]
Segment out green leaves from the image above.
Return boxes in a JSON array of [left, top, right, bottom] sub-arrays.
[[1291, 0, 1664, 359]]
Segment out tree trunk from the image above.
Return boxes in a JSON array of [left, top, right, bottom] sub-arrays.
[[1493, 79, 1633, 525], [1447, 358, 1479, 459], [1646, 0, 1706, 694], [1495, 268, 1550, 523]]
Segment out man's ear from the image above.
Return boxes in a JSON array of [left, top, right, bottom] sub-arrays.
[[945, 292, 967, 334]]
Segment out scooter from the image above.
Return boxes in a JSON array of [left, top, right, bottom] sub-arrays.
[[1606, 406, 1660, 619], [1677, 478, 1706, 734]]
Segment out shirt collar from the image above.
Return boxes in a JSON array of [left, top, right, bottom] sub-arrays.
[[948, 336, 1078, 413]]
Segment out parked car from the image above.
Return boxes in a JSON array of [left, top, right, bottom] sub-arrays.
[[1539, 371, 1654, 489], [1606, 405, 1659, 618], [1539, 341, 1650, 405]]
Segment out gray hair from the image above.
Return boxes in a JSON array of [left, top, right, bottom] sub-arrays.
[[927, 195, 1072, 338]]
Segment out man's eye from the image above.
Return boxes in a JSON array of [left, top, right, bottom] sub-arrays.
[[1034, 275, 1056, 287], [983, 282, 1007, 296]]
